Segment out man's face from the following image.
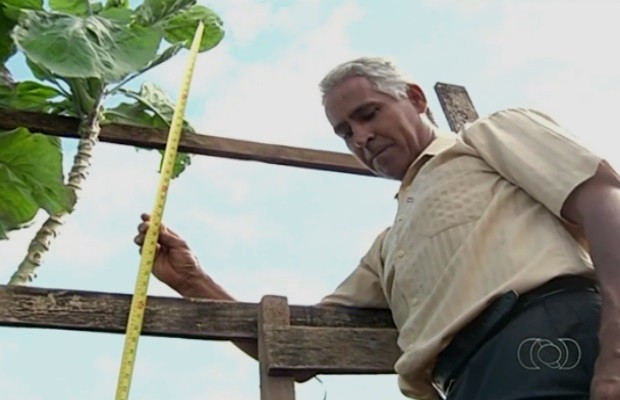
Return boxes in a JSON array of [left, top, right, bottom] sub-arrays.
[[324, 76, 432, 180]]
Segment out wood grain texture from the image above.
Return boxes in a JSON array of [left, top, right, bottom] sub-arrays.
[[0, 107, 373, 176], [264, 326, 400, 375], [0, 285, 395, 340], [434, 82, 479, 132], [259, 296, 295, 400]]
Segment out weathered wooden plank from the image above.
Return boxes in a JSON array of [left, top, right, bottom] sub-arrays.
[[434, 82, 479, 132], [0, 285, 395, 339], [265, 326, 400, 375], [259, 296, 295, 400], [0, 107, 373, 176]]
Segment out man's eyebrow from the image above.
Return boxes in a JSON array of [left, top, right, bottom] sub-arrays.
[[333, 102, 377, 134]]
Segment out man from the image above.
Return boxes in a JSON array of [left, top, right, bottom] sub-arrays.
[[135, 57, 620, 399]]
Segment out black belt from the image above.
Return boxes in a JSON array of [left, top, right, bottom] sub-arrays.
[[431, 275, 599, 399]]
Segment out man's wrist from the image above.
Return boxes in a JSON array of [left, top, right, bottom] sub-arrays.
[[178, 270, 234, 301]]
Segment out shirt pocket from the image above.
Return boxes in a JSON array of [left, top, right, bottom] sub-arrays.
[[408, 164, 489, 238]]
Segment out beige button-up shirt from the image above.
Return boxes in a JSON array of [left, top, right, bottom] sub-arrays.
[[320, 108, 603, 399]]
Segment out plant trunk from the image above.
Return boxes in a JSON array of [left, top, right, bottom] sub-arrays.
[[8, 107, 102, 285], [0, 64, 15, 88]]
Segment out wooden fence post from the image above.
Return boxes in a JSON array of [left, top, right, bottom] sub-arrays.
[[434, 82, 479, 132], [258, 295, 295, 400]]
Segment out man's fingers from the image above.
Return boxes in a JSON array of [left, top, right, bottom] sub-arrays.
[[158, 226, 186, 247], [137, 213, 185, 248]]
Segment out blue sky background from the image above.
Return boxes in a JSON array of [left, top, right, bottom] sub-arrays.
[[2, 1, 620, 399]]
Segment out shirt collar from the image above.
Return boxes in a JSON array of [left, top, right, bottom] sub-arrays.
[[398, 133, 457, 194]]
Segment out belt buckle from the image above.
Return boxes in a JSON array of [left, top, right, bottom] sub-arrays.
[[431, 379, 455, 400]]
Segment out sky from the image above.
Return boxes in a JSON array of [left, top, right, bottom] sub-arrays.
[[1, 0, 620, 399]]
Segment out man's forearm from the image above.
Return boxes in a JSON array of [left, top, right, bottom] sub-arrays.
[[178, 275, 259, 361], [580, 185, 620, 399], [587, 237, 620, 399]]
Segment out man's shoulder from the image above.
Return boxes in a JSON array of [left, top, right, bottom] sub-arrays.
[[463, 107, 558, 131], [460, 107, 572, 142]]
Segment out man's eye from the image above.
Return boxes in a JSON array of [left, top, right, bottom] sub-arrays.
[[361, 107, 379, 121]]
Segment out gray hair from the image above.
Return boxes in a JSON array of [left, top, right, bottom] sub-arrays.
[[319, 57, 436, 125], [319, 57, 409, 103]]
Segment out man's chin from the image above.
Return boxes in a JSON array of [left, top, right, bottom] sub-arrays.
[[373, 164, 401, 180]]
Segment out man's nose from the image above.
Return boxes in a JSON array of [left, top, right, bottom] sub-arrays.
[[352, 125, 374, 149]]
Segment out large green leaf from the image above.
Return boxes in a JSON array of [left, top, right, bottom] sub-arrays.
[[0, 8, 16, 63], [49, 0, 88, 15], [0, 0, 43, 9], [0, 80, 63, 112], [98, 7, 132, 24], [104, 101, 166, 128], [0, 0, 41, 23], [134, 0, 195, 26], [106, 82, 193, 178], [120, 83, 193, 131], [104, 0, 129, 8], [12, 11, 162, 82], [163, 5, 224, 52], [26, 58, 56, 84], [0, 128, 74, 240], [136, 43, 183, 76]]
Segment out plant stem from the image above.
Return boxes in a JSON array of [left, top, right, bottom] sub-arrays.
[[106, 73, 139, 96], [0, 64, 15, 88], [7, 95, 104, 285], [51, 78, 72, 99]]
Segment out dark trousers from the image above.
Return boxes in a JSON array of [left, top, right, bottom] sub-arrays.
[[438, 278, 601, 400]]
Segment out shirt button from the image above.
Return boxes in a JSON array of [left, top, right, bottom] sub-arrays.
[[396, 250, 405, 258]]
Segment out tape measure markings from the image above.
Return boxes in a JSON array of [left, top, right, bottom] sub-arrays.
[[114, 21, 205, 400]]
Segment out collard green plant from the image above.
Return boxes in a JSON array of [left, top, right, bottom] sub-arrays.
[[0, 0, 224, 285]]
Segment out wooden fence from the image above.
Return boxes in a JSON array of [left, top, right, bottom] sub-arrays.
[[0, 82, 478, 400]]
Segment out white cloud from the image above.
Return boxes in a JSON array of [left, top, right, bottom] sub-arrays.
[[424, 0, 494, 15], [217, 267, 335, 304], [194, 1, 365, 147], [208, 0, 275, 45], [191, 209, 281, 244], [480, 0, 620, 165], [482, 1, 619, 76]]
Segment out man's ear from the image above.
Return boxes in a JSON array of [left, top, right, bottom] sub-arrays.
[[406, 83, 428, 113]]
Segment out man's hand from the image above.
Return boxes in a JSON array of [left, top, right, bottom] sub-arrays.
[[133, 214, 261, 360], [133, 213, 232, 300]]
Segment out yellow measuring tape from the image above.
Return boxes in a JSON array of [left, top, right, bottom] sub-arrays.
[[115, 22, 204, 400]]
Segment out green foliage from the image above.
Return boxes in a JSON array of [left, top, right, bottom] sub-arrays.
[[1, 0, 226, 240], [104, 0, 129, 8], [98, 7, 132, 24], [0, 80, 74, 115], [0, 8, 16, 63], [49, 0, 88, 15], [163, 5, 225, 52], [0, 128, 75, 240], [134, 0, 195, 26], [106, 82, 193, 178], [13, 11, 162, 82], [0, 0, 43, 10]]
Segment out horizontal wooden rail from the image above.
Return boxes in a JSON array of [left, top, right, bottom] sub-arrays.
[[264, 326, 399, 375], [0, 285, 399, 375], [0, 285, 395, 338], [0, 107, 374, 177]]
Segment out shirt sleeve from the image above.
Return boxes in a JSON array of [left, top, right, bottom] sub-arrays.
[[319, 228, 390, 308], [461, 108, 603, 218]]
